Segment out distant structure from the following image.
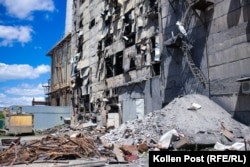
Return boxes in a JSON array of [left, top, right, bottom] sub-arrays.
[[46, 0, 250, 125]]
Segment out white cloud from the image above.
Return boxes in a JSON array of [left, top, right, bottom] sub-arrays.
[[0, 95, 45, 107], [0, 63, 50, 81], [0, 25, 33, 46], [0, 84, 45, 107], [5, 83, 45, 96], [0, 0, 55, 20]]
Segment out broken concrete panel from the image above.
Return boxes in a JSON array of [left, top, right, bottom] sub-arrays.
[[114, 74, 124, 87], [90, 81, 106, 93], [106, 77, 115, 88], [112, 40, 124, 53], [123, 0, 135, 14], [77, 59, 90, 70], [128, 70, 137, 81]]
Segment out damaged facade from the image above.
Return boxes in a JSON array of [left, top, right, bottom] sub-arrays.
[[46, 34, 72, 106], [47, 0, 250, 126]]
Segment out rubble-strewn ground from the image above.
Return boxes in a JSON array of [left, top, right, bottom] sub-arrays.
[[1, 94, 250, 166], [101, 94, 250, 147]]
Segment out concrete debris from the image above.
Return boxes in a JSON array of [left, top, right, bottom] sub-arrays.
[[214, 142, 245, 151], [101, 94, 250, 151], [2, 94, 250, 166], [158, 129, 180, 149], [187, 102, 202, 110]]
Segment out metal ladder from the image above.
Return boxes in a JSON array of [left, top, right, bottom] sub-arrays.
[[182, 43, 207, 87]]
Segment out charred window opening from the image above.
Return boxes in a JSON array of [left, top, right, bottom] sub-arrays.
[[149, 0, 158, 11], [124, 34, 135, 48], [105, 89, 110, 97], [80, 95, 90, 112], [97, 41, 103, 51], [104, 35, 113, 47], [77, 35, 83, 52], [129, 56, 136, 71], [114, 51, 124, 75], [105, 15, 112, 25], [105, 57, 113, 78], [79, 19, 83, 28], [89, 19, 95, 29], [150, 37, 156, 61], [112, 88, 119, 97], [152, 62, 160, 76]]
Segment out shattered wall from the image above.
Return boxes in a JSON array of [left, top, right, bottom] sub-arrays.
[[70, 0, 250, 125]]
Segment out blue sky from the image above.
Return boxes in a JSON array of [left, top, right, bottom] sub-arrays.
[[0, 0, 67, 107]]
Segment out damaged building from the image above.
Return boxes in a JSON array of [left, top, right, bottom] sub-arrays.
[[46, 34, 72, 106], [47, 0, 250, 126]]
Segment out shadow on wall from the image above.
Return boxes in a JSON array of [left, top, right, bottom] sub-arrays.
[[227, 0, 250, 41], [161, 0, 214, 104], [228, 0, 250, 125], [234, 86, 250, 126]]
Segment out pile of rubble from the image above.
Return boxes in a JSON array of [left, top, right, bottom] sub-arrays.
[[1, 94, 250, 166], [101, 94, 250, 151]]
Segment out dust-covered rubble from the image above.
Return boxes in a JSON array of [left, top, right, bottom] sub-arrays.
[[101, 94, 250, 150]]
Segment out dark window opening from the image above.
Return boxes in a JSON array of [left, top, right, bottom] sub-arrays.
[[56, 97, 60, 106], [112, 88, 119, 97], [129, 56, 136, 71], [97, 41, 102, 51], [79, 0, 85, 6], [80, 95, 90, 112], [78, 35, 83, 52], [152, 62, 160, 76], [125, 33, 135, 48], [105, 57, 113, 78], [114, 52, 124, 75], [104, 35, 113, 47], [79, 19, 83, 28], [150, 37, 156, 61], [89, 19, 95, 29], [150, 0, 158, 10], [105, 16, 112, 25], [105, 89, 110, 97]]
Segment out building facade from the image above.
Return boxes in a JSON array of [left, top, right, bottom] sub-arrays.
[[49, 0, 250, 126], [46, 34, 72, 106]]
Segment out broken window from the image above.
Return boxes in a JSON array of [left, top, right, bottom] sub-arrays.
[[104, 34, 113, 47], [124, 33, 135, 48], [105, 56, 113, 78], [122, 10, 135, 48], [79, 19, 83, 29], [89, 19, 95, 29], [152, 62, 161, 76], [129, 56, 136, 71], [77, 35, 83, 53], [114, 51, 124, 75]]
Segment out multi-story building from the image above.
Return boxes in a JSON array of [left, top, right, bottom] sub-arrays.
[[46, 34, 72, 106], [48, 0, 250, 126]]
